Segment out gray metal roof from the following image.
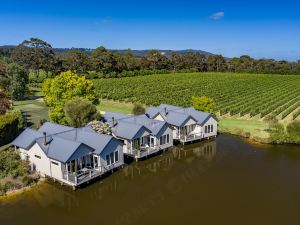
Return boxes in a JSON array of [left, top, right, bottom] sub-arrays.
[[12, 123, 122, 163], [111, 120, 151, 140], [11, 128, 43, 149], [145, 104, 214, 126], [39, 122, 74, 135]]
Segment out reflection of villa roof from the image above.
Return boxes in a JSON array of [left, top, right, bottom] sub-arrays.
[[146, 104, 213, 126], [12, 122, 122, 163]]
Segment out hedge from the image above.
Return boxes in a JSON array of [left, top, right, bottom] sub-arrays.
[[0, 111, 23, 146]]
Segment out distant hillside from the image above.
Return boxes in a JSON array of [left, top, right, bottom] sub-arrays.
[[0, 45, 213, 58]]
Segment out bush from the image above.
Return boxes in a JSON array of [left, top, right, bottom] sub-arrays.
[[0, 110, 23, 146], [132, 103, 146, 115], [22, 175, 39, 186], [287, 121, 300, 137], [0, 92, 11, 114], [0, 147, 29, 179]]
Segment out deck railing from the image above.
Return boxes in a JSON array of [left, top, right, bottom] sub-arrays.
[[132, 146, 160, 158], [175, 133, 203, 142]]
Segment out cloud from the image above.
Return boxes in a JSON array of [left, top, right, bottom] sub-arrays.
[[210, 12, 225, 20]]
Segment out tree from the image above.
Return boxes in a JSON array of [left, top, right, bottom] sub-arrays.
[[140, 50, 170, 70], [132, 103, 146, 115], [123, 49, 139, 71], [207, 55, 227, 72], [0, 92, 11, 114], [42, 71, 97, 124], [64, 98, 99, 127], [12, 38, 55, 80], [7, 63, 29, 100], [0, 59, 9, 93], [91, 46, 118, 74], [191, 96, 216, 113], [62, 49, 89, 74]]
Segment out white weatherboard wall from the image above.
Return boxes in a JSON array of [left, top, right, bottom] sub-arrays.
[[18, 143, 64, 180], [202, 117, 218, 138], [183, 118, 197, 126], [157, 126, 173, 150]]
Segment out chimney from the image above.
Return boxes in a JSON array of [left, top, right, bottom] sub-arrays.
[[43, 132, 47, 145], [164, 107, 167, 116], [112, 117, 115, 127]]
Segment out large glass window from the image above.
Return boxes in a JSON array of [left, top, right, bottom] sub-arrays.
[[211, 125, 213, 132], [115, 151, 119, 162], [106, 151, 119, 166], [205, 126, 208, 133]]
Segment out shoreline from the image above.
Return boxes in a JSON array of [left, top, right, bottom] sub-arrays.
[[0, 178, 44, 202]]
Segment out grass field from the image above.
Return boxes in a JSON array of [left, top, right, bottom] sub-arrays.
[[93, 72, 300, 121], [97, 99, 134, 114], [13, 98, 49, 128]]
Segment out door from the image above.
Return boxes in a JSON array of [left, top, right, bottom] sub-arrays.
[[150, 137, 155, 147], [93, 155, 100, 171]]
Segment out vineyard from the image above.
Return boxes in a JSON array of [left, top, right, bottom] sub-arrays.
[[93, 72, 300, 120]]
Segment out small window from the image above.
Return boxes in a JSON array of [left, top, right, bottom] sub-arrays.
[[211, 125, 213, 132], [208, 125, 211, 133], [160, 136, 163, 145], [115, 151, 119, 162], [167, 134, 170, 143], [51, 161, 59, 166], [34, 155, 41, 159], [106, 155, 110, 165], [110, 152, 114, 165], [205, 126, 208, 133]]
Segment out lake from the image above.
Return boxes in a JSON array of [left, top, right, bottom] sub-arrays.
[[1, 134, 300, 225]]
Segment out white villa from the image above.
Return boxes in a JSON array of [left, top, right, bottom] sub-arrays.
[[146, 104, 218, 143], [103, 112, 173, 160], [12, 122, 124, 189], [11, 103, 218, 189]]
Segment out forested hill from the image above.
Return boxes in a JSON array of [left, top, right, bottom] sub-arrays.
[[0, 45, 212, 58]]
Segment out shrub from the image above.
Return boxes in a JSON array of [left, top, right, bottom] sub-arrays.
[[0, 110, 23, 146], [0, 92, 11, 114], [132, 103, 146, 115], [287, 121, 300, 137]]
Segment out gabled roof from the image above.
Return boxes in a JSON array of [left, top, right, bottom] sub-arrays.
[[111, 120, 151, 140], [39, 122, 74, 135], [11, 128, 43, 150], [145, 104, 215, 126], [12, 122, 122, 163]]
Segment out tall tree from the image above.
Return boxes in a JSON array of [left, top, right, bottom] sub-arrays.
[[207, 55, 227, 72], [12, 38, 55, 80], [140, 50, 170, 70], [0, 59, 9, 93], [62, 49, 89, 74], [7, 63, 29, 100], [91, 46, 118, 74]]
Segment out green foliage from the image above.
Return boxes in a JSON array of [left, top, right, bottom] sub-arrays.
[[0, 148, 29, 179], [42, 71, 97, 124], [191, 96, 216, 113], [287, 121, 300, 137], [132, 103, 146, 115], [62, 49, 89, 74], [94, 73, 300, 120], [7, 63, 29, 100], [0, 110, 23, 146], [0, 92, 11, 114], [64, 98, 99, 127]]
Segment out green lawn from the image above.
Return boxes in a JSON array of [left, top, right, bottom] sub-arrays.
[[13, 98, 49, 128], [97, 99, 135, 114]]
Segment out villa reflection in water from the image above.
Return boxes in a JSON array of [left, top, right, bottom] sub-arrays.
[[6, 140, 217, 212]]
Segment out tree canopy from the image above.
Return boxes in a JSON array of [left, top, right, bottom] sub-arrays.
[[64, 98, 99, 127], [191, 96, 216, 113], [42, 71, 97, 124]]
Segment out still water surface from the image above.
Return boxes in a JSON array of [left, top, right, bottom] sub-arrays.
[[1, 134, 300, 225]]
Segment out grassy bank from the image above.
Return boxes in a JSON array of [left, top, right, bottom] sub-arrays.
[[97, 99, 135, 114]]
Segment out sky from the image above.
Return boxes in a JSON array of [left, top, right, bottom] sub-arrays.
[[0, 0, 300, 61]]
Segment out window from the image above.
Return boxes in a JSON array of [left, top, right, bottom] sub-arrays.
[[110, 152, 114, 165], [166, 134, 170, 143], [51, 161, 59, 166], [205, 126, 208, 133], [106, 151, 119, 166], [106, 155, 110, 165], [208, 125, 211, 133], [211, 125, 213, 132], [160, 135, 169, 145], [115, 151, 119, 162], [34, 155, 41, 159]]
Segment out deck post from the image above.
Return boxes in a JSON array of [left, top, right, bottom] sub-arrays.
[[65, 163, 69, 181]]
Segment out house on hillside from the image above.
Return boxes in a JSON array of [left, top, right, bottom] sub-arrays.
[[11, 122, 124, 189], [145, 104, 218, 143], [103, 112, 173, 160]]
